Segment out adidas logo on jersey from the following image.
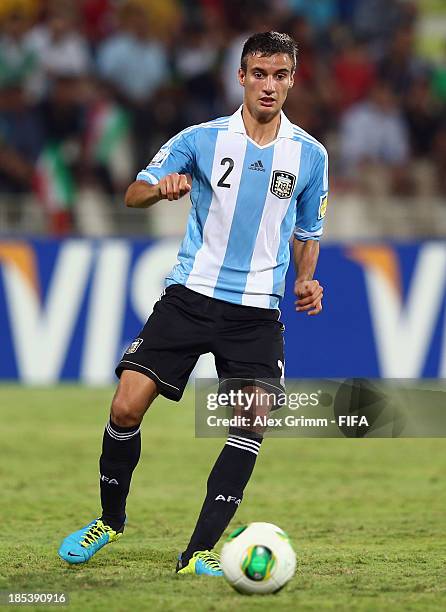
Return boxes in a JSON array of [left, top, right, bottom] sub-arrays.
[[248, 160, 265, 172]]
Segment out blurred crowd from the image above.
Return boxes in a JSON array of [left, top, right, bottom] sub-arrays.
[[0, 0, 445, 233]]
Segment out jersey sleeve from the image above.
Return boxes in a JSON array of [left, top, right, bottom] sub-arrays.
[[136, 128, 195, 185], [294, 147, 328, 241]]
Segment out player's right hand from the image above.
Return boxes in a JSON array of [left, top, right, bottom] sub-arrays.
[[158, 173, 191, 201]]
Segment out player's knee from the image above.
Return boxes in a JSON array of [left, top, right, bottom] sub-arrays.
[[110, 396, 142, 428]]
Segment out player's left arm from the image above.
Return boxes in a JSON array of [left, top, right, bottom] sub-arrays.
[[293, 240, 322, 315], [293, 146, 328, 316]]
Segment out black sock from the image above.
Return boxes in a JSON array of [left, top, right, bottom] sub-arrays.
[[99, 419, 141, 531], [182, 430, 262, 563]]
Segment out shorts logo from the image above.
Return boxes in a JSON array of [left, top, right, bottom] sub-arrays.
[[149, 147, 169, 168], [125, 338, 143, 354], [318, 193, 328, 220], [270, 170, 296, 199]]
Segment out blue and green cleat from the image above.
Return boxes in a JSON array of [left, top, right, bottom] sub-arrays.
[[176, 550, 223, 576], [58, 518, 123, 564]]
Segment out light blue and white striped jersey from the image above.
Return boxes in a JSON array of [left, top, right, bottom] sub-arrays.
[[137, 106, 328, 309]]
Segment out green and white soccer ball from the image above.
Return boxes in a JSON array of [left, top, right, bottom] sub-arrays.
[[221, 522, 296, 594]]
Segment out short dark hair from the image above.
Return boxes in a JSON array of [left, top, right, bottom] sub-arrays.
[[240, 31, 298, 72]]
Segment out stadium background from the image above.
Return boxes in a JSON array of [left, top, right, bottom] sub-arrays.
[[1, 2, 446, 611], [1, 0, 445, 382]]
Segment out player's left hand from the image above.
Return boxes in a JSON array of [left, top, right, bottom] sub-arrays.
[[294, 279, 323, 316]]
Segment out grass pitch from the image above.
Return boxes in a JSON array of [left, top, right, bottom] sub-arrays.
[[0, 386, 445, 611]]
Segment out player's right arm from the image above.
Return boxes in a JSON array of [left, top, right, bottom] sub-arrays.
[[125, 174, 191, 208], [125, 128, 195, 208]]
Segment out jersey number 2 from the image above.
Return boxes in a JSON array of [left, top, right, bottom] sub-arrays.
[[217, 157, 234, 188]]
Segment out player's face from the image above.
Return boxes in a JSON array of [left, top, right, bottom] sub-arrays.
[[239, 53, 295, 119]]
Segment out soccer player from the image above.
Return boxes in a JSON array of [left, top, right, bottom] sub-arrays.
[[59, 31, 328, 575]]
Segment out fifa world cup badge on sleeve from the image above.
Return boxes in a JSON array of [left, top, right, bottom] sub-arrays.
[[270, 171, 296, 199], [318, 194, 328, 219], [149, 148, 169, 168]]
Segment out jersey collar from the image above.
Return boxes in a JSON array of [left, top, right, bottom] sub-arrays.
[[228, 105, 294, 140]]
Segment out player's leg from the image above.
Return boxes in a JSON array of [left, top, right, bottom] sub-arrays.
[[99, 370, 158, 530], [178, 303, 284, 575], [59, 284, 210, 565], [58, 371, 158, 564], [177, 388, 272, 576]]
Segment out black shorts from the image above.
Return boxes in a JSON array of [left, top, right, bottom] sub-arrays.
[[116, 284, 285, 401]]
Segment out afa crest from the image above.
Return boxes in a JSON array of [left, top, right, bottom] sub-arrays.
[[270, 171, 296, 199]]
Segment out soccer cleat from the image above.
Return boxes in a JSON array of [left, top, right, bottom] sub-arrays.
[[58, 518, 123, 564], [176, 550, 223, 576]]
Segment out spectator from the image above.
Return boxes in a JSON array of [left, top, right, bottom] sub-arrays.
[[0, 82, 44, 225], [96, 1, 169, 105], [0, 0, 38, 23], [353, 0, 403, 54], [431, 41, 446, 104], [173, 21, 221, 123], [378, 26, 429, 96], [404, 76, 443, 196], [135, 0, 182, 44], [33, 74, 90, 234], [38, 76, 87, 145], [339, 81, 410, 193], [432, 123, 446, 195], [336, 0, 360, 26], [285, 0, 338, 33], [80, 0, 117, 48], [83, 82, 133, 194], [96, 1, 172, 171], [405, 76, 441, 159], [0, 8, 38, 97], [333, 36, 376, 112], [25, 1, 91, 98]]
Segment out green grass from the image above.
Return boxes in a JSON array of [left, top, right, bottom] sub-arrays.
[[0, 386, 445, 611]]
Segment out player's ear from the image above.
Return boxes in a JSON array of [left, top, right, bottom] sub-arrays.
[[238, 68, 246, 87], [289, 71, 295, 89]]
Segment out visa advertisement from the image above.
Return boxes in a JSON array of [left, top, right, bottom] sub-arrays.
[[0, 239, 445, 383]]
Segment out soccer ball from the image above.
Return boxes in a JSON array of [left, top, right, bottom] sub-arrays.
[[221, 522, 296, 594]]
